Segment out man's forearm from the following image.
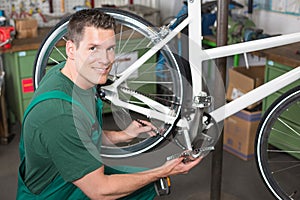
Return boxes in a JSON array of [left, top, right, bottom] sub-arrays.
[[99, 168, 162, 199], [102, 130, 131, 145], [74, 165, 164, 200], [74, 157, 201, 200]]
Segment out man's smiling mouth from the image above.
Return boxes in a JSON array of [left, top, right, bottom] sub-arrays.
[[93, 67, 110, 73]]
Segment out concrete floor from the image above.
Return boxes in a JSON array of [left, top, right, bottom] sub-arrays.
[[0, 122, 275, 200]]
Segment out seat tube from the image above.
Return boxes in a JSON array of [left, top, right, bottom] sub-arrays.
[[188, 0, 203, 95]]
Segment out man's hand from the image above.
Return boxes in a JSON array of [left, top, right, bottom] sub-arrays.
[[159, 156, 203, 176], [122, 119, 158, 141], [102, 119, 158, 145]]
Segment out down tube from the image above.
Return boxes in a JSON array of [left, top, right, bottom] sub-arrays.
[[210, 66, 300, 123]]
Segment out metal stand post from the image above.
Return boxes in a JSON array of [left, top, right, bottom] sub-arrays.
[[210, 0, 229, 199]]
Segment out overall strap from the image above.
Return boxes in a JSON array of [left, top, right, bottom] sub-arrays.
[[94, 87, 103, 127], [23, 90, 95, 123], [19, 90, 96, 161]]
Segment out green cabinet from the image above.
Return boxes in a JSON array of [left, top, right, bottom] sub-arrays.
[[262, 60, 300, 112], [3, 47, 66, 122], [262, 60, 300, 159], [3, 50, 37, 123]]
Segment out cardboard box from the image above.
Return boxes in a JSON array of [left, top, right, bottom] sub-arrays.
[[226, 66, 265, 109], [223, 109, 261, 160], [15, 18, 38, 39]]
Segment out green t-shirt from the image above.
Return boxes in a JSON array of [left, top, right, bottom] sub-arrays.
[[23, 62, 102, 194]]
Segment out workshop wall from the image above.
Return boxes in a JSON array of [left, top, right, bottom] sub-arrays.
[[1, 0, 298, 34], [0, 0, 73, 27], [234, 0, 300, 34], [251, 9, 300, 34], [0, 0, 159, 28]]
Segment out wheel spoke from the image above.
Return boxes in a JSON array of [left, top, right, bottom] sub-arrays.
[[132, 37, 150, 52], [270, 163, 300, 174], [119, 29, 136, 54], [48, 57, 60, 65], [268, 149, 300, 154], [117, 23, 123, 53], [277, 117, 300, 137], [54, 46, 67, 60]]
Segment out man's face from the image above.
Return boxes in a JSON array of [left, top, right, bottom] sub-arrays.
[[73, 26, 116, 88]]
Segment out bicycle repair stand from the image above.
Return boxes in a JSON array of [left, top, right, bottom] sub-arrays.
[[210, 0, 229, 200]]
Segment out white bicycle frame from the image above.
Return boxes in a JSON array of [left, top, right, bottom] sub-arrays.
[[102, 0, 300, 126]]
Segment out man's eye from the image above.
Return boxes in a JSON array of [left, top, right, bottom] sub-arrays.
[[89, 47, 96, 51], [107, 47, 115, 52]]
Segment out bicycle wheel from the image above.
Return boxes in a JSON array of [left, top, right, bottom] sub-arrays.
[[256, 85, 300, 200], [33, 8, 186, 158]]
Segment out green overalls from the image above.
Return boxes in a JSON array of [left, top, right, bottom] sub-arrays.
[[17, 90, 157, 200]]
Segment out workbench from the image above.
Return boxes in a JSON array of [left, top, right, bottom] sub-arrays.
[[254, 42, 300, 112], [254, 42, 300, 68], [255, 42, 300, 156]]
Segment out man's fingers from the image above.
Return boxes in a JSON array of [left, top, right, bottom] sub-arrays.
[[134, 119, 161, 137], [135, 119, 158, 131]]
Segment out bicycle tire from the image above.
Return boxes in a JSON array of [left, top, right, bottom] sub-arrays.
[[256, 85, 300, 200], [33, 7, 186, 158]]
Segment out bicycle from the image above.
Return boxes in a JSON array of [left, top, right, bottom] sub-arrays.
[[32, 1, 300, 199]]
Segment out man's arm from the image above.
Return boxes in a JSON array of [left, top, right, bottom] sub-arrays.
[[73, 157, 202, 200]]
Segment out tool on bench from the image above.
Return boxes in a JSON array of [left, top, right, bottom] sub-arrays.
[[0, 27, 14, 49]]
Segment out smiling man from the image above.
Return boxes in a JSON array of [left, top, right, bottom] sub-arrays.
[[17, 9, 202, 200]]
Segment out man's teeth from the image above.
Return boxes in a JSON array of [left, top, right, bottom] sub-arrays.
[[95, 68, 106, 72]]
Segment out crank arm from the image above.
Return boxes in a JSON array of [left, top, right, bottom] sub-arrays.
[[166, 146, 215, 162]]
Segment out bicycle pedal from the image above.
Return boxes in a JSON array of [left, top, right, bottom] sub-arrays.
[[154, 177, 171, 196], [166, 152, 185, 161], [166, 146, 215, 161]]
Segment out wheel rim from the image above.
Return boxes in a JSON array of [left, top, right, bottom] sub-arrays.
[[33, 8, 184, 158], [256, 88, 300, 200]]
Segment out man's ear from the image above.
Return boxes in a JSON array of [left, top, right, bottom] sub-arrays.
[[66, 40, 76, 60]]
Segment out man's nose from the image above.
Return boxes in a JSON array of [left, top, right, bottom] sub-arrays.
[[94, 49, 111, 65]]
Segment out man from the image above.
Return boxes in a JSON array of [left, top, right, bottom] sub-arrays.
[[17, 9, 202, 199]]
